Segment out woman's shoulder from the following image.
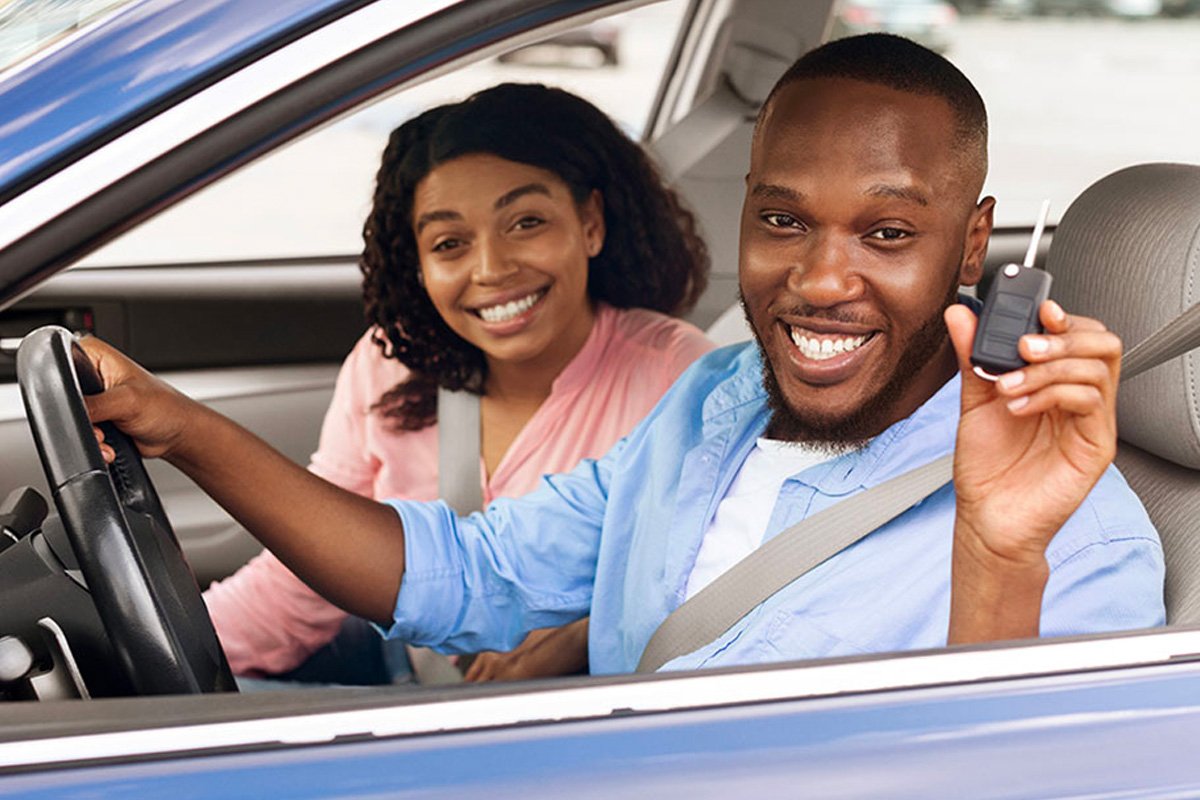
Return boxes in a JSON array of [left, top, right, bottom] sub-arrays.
[[593, 305, 716, 389], [602, 305, 713, 356], [340, 328, 414, 391]]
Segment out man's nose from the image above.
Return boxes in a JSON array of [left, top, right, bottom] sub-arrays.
[[788, 234, 864, 307], [472, 235, 519, 284]]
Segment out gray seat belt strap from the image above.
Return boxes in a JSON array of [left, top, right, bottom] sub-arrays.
[[636, 453, 953, 673], [408, 388, 483, 686], [437, 387, 483, 516], [637, 302, 1200, 673], [1121, 302, 1200, 382]]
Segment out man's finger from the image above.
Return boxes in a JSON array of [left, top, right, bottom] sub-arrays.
[[944, 302, 983, 375], [994, 358, 1113, 400], [1018, 329, 1122, 365], [1005, 382, 1110, 422], [83, 385, 135, 424]]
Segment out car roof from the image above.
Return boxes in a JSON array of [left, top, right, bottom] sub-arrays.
[[0, 0, 370, 202]]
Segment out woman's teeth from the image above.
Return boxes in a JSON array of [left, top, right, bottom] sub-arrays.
[[789, 327, 869, 361], [478, 290, 545, 323]]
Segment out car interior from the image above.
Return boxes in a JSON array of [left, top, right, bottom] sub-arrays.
[[0, 0, 1198, 756]]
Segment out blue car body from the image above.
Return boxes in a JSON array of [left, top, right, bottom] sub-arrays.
[[1, 0, 1198, 796], [0, 0, 358, 195]]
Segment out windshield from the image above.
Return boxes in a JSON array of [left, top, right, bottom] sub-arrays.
[[0, 0, 135, 72]]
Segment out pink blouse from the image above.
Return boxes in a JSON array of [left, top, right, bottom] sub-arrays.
[[203, 304, 715, 675]]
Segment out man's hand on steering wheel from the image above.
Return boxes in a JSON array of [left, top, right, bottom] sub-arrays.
[[79, 336, 202, 463]]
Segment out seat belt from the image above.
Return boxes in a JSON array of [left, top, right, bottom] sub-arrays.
[[437, 387, 484, 515], [404, 387, 484, 686], [637, 304, 1200, 673]]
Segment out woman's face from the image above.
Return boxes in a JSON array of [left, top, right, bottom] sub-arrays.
[[412, 153, 604, 372]]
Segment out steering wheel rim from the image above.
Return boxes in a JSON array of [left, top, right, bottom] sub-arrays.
[[16, 326, 236, 695]]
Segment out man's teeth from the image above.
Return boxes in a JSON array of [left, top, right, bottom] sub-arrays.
[[478, 291, 544, 323], [789, 327, 869, 361]]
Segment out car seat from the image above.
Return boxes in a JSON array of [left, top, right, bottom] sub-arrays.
[[650, 0, 835, 330], [1048, 162, 1200, 624]]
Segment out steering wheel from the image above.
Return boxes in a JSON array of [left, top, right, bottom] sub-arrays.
[[16, 326, 236, 695]]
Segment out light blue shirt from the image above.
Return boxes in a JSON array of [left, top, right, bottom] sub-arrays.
[[387, 343, 1165, 675]]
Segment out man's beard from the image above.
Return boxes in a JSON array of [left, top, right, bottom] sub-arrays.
[[745, 283, 959, 450]]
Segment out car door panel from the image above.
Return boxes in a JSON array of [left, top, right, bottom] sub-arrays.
[[0, 260, 363, 584]]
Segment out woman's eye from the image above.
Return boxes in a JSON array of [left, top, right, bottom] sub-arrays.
[[868, 227, 911, 242], [431, 237, 463, 253], [762, 212, 802, 229]]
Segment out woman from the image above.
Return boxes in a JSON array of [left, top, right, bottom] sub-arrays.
[[202, 83, 714, 683]]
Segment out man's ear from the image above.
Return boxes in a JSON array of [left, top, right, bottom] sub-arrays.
[[582, 189, 606, 258], [959, 196, 995, 287]]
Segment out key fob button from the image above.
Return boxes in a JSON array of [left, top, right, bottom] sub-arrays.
[[993, 293, 1034, 318]]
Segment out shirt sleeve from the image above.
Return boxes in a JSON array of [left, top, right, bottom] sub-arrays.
[[1039, 466, 1167, 637], [385, 438, 625, 655], [1040, 535, 1166, 637], [203, 335, 380, 676]]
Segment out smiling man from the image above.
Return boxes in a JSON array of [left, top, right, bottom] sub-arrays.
[[85, 34, 1165, 674]]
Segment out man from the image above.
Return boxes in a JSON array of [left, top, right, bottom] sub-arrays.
[[86, 34, 1164, 674]]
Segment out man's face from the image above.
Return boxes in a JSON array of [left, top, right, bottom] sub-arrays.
[[739, 77, 992, 445]]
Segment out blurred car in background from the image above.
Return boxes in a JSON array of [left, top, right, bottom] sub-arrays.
[[1103, 0, 1163, 15], [991, 0, 1165, 16], [831, 0, 958, 52]]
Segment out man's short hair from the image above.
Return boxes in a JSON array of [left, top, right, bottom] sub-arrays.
[[758, 34, 988, 171]]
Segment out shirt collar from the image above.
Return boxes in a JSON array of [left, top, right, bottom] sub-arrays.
[[803, 374, 960, 495]]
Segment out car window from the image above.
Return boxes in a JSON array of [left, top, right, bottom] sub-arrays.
[[828, 4, 1200, 226], [0, 0, 135, 72], [75, 0, 691, 268]]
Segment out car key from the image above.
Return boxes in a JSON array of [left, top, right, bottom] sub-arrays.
[[970, 200, 1053, 381]]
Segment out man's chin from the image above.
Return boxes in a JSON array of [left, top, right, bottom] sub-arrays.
[[763, 382, 878, 451]]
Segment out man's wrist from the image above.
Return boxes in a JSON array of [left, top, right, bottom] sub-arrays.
[[949, 515, 1051, 645]]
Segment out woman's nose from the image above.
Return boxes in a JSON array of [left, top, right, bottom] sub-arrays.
[[471, 236, 519, 284]]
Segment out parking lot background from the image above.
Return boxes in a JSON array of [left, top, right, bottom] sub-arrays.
[[77, 9, 1200, 267]]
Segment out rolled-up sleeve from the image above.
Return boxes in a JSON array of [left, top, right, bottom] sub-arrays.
[[384, 443, 622, 654], [1041, 535, 1166, 637]]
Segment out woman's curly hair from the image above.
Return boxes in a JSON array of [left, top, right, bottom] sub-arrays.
[[361, 83, 709, 430]]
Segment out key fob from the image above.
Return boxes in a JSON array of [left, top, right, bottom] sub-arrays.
[[970, 263, 1053, 377]]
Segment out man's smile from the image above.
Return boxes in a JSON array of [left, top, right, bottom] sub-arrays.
[[777, 318, 882, 386]]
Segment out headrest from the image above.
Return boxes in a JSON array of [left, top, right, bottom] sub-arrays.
[[723, 19, 802, 104], [1047, 163, 1200, 469]]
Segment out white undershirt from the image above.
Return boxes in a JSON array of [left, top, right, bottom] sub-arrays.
[[684, 438, 834, 600]]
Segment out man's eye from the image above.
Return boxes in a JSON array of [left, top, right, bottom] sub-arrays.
[[868, 227, 910, 241], [762, 212, 802, 229], [513, 215, 545, 231]]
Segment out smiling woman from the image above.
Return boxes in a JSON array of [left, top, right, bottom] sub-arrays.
[[201, 82, 714, 686]]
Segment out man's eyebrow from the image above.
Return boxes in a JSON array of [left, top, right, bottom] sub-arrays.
[[865, 184, 930, 207], [415, 209, 462, 234], [495, 183, 552, 210], [750, 182, 805, 203]]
